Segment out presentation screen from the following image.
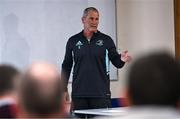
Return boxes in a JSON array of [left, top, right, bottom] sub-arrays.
[[0, 0, 118, 80]]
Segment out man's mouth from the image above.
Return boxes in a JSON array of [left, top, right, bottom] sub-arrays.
[[91, 26, 97, 28]]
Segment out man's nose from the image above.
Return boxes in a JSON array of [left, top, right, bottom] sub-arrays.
[[92, 20, 98, 24]]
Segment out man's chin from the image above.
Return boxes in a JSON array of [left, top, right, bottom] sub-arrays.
[[90, 29, 97, 33]]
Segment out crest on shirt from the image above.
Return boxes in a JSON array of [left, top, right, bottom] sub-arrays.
[[96, 40, 103, 46], [76, 41, 83, 49]]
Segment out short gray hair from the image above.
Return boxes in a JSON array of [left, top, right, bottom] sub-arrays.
[[82, 7, 99, 18]]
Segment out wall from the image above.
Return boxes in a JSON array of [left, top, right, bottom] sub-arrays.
[[110, 0, 175, 98], [175, 0, 180, 59]]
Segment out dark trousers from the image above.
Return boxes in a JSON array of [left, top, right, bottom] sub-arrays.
[[71, 97, 111, 118]]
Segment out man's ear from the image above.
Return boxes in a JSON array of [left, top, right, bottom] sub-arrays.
[[81, 17, 84, 24]]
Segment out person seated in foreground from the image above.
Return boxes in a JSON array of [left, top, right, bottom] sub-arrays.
[[17, 62, 69, 118], [121, 52, 180, 119], [0, 64, 20, 118]]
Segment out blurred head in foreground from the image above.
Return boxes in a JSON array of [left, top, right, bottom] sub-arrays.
[[17, 62, 68, 118], [126, 52, 180, 108], [0, 64, 19, 98]]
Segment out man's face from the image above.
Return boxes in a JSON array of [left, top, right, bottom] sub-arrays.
[[82, 11, 99, 33]]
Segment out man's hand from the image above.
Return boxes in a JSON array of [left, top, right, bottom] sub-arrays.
[[121, 50, 132, 62]]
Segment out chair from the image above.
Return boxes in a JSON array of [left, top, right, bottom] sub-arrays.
[[111, 98, 127, 107]]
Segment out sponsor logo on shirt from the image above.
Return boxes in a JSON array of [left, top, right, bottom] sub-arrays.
[[76, 41, 83, 49], [96, 40, 103, 46]]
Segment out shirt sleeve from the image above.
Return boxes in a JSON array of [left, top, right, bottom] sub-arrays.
[[61, 38, 73, 91], [107, 37, 125, 68]]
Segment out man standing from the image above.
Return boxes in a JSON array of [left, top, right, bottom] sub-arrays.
[[62, 7, 130, 117]]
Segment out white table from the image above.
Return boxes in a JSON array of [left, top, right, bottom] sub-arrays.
[[73, 107, 128, 117]]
